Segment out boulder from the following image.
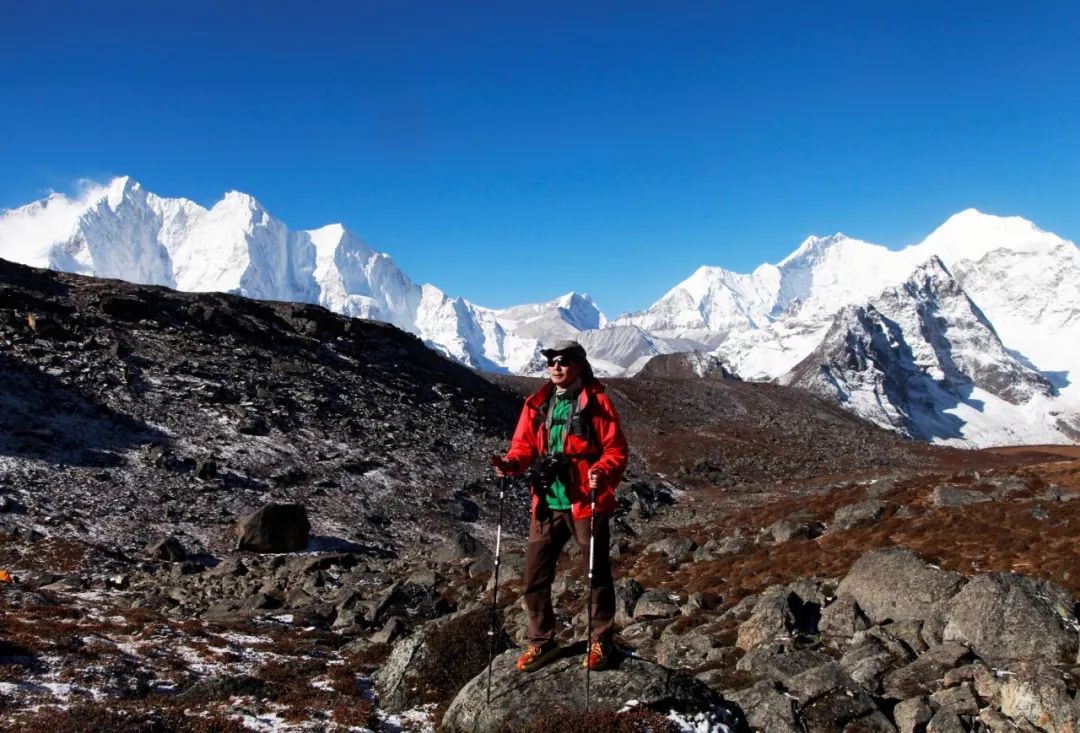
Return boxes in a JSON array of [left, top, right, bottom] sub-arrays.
[[235, 503, 310, 553], [881, 642, 973, 699], [373, 605, 509, 713], [145, 536, 187, 562], [818, 595, 870, 640], [932, 485, 991, 508], [999, 662, 1080, 733], [893, 697, 933, 733], [836, 546, 965, 625], [726, 680, 800, 733], [830, 499, 888, 532], [431, 530, 492, 564], [942, 572, 1079, 663], [632, 589, 681, 621], [643, 536, 697, 565], [441, 650, 745, 733]]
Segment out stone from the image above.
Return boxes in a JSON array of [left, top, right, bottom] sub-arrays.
[[441, 651, 743, 733], [764, 518, 812, 543], [632, 589, 681, 621], [799, 686, 896, 732], [374, 605, 510, 713], [999, 663, 1080, 733], [371, 615, 408, 644], [926, 709, 966, 733], [737, 591, 795, 650], [818, 595, 870, 640], [614, 577, 645, 627], [944, 572, 1079, 664], [836, 546, 966, 625], [830, 499, 888, 532], [932, 485, 991, 507], [145, 536, 187, 562], [235, 503, 310, 553], [726, 680, 800, 733], [882, 642, 973, 699], [893, 696, 933, 733], [431, 530, 492, 564], [930, 682, 979, 716], [655, 631, 723, 671], [839, 634, 907, 692], [643, 536, 697, 564]]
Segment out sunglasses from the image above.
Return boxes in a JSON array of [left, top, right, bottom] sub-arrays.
[[546, 355, 579, 367]]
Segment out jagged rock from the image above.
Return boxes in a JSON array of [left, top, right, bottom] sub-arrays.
[[177, 674, 267, 701], [735, 647, 834, 680], [926, 708, 966, 733], [818, 595, 870, 640], [836, 546, 966, 625], [839, 630, 912, 692], [830, 499, 888, 532], [373, 605, 509, 713], [932, 485, 991, 507], [632, 589, 681, 621], [799, 685, 897, 732], [736, 585, 822, 650], [371, 616, 408, 644], [145, 536, 187, 562], [893, 696, 933, 733], [943, 572, 1079, 663], [655, 630, 724, 671], [235, 503, 310, 553], [881, 642, 973, 699], [440, 650, 744, 733], [999, 662, 1080, 733], [431, 530, 492, 564], [865, 476, 902, 499], [694, 530, 752, 561], [614, 577, 645, 627], [930, 682, 979, 716], [726, 680, 800, 733], [643, 536, 697, 564], [881, 619, 928, 654], [763, 517, 812, 543]]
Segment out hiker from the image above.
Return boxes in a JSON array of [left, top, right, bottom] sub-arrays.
[[492, 340, 629, 672]]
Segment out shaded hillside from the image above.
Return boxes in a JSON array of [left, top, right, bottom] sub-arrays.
[[0, 258, 522, 556]]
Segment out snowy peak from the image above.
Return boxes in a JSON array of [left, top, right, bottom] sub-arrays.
[[913, 208, 1071, 262], [784, 256, 1062, 445]]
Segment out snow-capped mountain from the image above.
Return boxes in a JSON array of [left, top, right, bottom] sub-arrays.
[[3, 177, 1078, 446], [782, 257, 1070, 446], [0, 177, 601, 373]]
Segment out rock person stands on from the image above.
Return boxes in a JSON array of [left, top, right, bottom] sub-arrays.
[[492, 340, 629, 672]]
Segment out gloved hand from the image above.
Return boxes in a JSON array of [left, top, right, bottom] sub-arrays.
[[491, 455, 516, 478], [588, 467, 605, 491]]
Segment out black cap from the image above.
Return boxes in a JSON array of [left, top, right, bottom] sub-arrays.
[[540, 339, 587, 360]]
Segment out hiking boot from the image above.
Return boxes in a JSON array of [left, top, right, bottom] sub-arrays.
[[516, 641, 561, 672], [582, 639, 611, 670]]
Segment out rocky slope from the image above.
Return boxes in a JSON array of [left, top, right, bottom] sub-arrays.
[[2, 258, 1078, 732]]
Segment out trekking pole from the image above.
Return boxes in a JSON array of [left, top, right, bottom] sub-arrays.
[[486, 475, 507, 706], [585, 481, 596, 714]]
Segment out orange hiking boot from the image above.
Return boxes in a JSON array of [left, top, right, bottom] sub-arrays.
[[582, 639, 611, 670], [516, 641, 561, 672]]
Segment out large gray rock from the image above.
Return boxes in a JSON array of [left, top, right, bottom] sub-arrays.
[[726, 680, 800, 733], [836, 546, 966, 625], [999, 662, 1080, 733], [374, 605, 509, 713], [932, 485, 991, 507], [943, 572, 1079, 663], [881, 642, 973, 699], [441, 650, 745, 733], [830, 499, 888, 532], [235, 503, 310, 553]]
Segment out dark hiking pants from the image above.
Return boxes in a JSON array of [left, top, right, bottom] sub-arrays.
[[523, 509, 614, 644]]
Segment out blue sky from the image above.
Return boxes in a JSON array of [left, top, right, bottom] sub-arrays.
[[3, 1, 1078, 316]]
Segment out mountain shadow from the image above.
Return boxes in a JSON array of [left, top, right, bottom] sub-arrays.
[[0, 352, 168, 466]]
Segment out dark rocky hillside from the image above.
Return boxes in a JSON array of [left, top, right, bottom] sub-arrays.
[[0, 257, 522, 557], [2, 258, 1078, 732]]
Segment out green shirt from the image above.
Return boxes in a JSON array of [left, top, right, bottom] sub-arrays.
[[545, 391, 574, 510]]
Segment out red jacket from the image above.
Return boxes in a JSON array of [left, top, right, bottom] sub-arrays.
[[503, 380, 628, 520]]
